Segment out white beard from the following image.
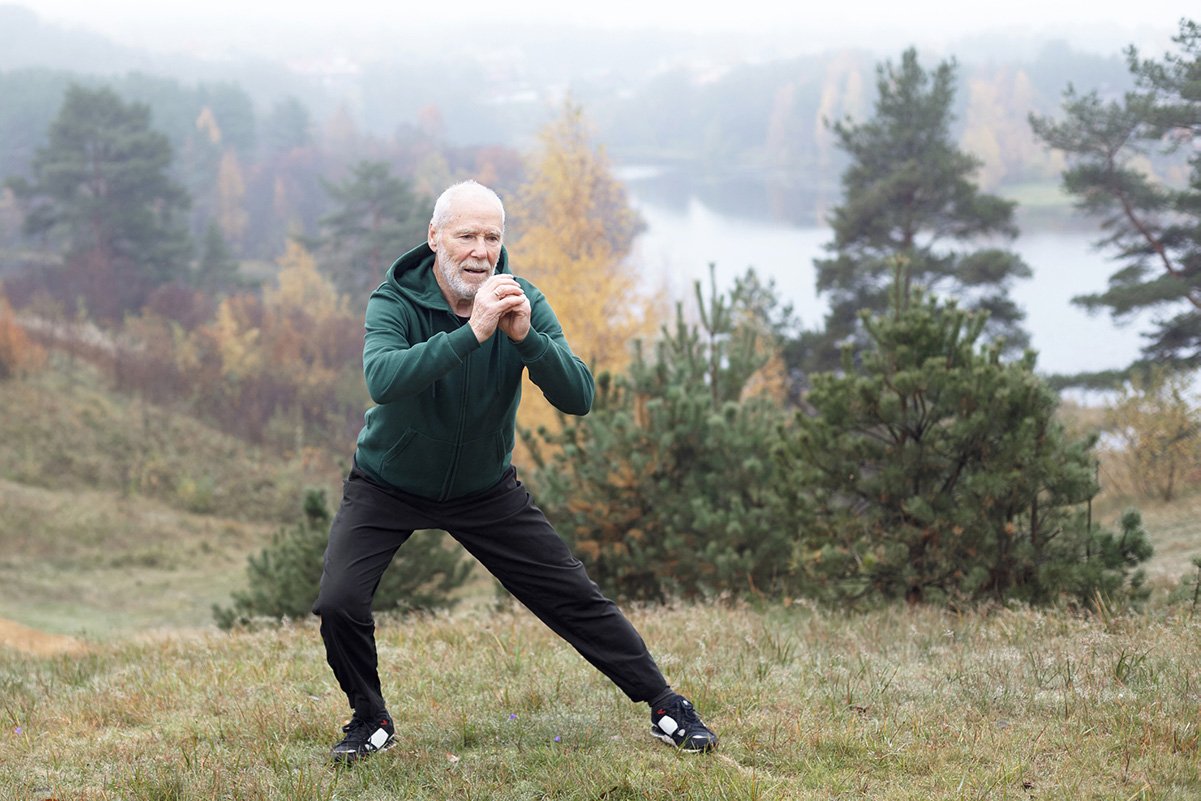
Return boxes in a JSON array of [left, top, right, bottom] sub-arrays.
[[435, 250, 491, 301]]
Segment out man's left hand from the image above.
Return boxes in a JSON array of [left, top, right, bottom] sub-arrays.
[[497, 288, 531, 343]]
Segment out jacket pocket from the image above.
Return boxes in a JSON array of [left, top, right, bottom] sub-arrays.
[[378, 428, 418, 472]]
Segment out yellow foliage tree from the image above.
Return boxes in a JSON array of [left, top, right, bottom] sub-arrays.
[[210, 297, 262, 382], [217, 149, 248, 246], [506, 102, 655, 447], [171, 241, 364, 449], [263, 241, 360, 398], [1104, 368, 1201, 502]]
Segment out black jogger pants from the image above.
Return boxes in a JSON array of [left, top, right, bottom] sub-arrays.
[[311, 463, 669, 720]]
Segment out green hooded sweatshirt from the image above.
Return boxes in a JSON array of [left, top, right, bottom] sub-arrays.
[[354, 243, 594, 501]]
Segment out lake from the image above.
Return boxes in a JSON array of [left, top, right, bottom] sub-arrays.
[[621, 169, 1154, 378]]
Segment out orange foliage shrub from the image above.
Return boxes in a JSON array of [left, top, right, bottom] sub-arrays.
[[0, 290, 45, 380]]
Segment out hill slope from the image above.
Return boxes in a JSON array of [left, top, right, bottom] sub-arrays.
[[0, 359, 346, 635]]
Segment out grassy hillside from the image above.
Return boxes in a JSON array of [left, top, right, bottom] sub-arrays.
[[0, 357, 347, 523], [3, 603, 1199, 800], [0, 357, 347, 635]]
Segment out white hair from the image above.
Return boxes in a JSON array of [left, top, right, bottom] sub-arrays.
[[430, 180, 506, 231]]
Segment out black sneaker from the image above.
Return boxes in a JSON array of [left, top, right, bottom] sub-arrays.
[[650, 695, 718, 753], [330, 713, 396, 763]]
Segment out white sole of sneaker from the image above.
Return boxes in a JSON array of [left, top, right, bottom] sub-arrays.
[[332, 735, 397, 764], [650, 730, 716, 753]]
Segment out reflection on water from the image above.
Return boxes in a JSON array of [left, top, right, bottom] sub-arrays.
[[616, 163, 838, 228], [621, 165, 1155, 378]]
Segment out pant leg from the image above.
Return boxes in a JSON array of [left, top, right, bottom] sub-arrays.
[[438, 468, 669, 703], [312, 467, 432, 719]]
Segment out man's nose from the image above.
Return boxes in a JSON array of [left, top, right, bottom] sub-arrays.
[[468, 236, 489, 256]]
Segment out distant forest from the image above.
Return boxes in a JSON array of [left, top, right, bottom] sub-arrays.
[[0, 3, 1136, 263]]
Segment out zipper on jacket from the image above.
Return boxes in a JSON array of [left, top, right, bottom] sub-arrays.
[[438, 313, 471, 501]]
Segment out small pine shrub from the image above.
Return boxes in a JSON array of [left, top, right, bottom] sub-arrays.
[[528, 269, 798, 602], [214, 488, 473, 629]]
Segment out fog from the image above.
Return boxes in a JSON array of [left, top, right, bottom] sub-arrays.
[[13, 0, 1186, 64]]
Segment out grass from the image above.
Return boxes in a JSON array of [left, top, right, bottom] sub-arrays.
[[0, 477, 273, 635], [2, 602, 1199, 800]]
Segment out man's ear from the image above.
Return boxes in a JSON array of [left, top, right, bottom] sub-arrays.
[[427, 224, 438, 251]]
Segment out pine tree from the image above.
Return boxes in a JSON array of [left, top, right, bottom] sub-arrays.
[[813, 48, 1031, 369], [7, 84, 192, 322], [310, 160, 429, 297], [195, 221, 240, 294], [1030, 18, 1201, 371], [526, 268, 795, 602], [263, 96, 312, 156], [779, 273, 1151, 607]]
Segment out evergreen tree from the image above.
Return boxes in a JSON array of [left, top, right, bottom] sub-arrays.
[[813, 48, 1030, 369], [527, 268, 795, 602], [195, 221, 240, 294], [7, 84, 191, 321], [214, 489, 473, 629], [263, 95, 312, 156], [310, 160, 429, 297], [779, 275, 1151, 607], [1031, 19, 1201, 371]]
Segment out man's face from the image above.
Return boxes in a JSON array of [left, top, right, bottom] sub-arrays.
[[429, 195, 504, 303]]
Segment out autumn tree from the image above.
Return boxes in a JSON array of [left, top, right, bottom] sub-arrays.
[[812, 49, 1031, 369], [174, 241, 365, 448], [507, 102, 653, 441], [1103, 366, 1201, 502], [7, 84, 192, 322], [1031, 18, 1201, 370], [215, 148, 249, 248]]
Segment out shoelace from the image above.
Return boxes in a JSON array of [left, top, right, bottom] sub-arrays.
[[339, 718, 373, 745], [673, 701, 703, 731]]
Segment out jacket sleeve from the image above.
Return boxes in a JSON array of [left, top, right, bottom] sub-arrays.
[[512, 282, 595, 416], [361, 290, 480, 404]]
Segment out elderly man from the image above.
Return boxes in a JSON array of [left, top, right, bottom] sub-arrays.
[[312, 180, 717, 762]]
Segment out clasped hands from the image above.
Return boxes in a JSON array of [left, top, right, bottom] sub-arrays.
[[469, 275, 530, 344]]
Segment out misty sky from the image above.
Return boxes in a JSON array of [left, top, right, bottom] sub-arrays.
[[14, 0, 1190, 59]]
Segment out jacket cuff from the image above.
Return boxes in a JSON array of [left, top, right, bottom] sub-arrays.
[[449, 324, 482, 359], [513, 330, 551, 362]]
